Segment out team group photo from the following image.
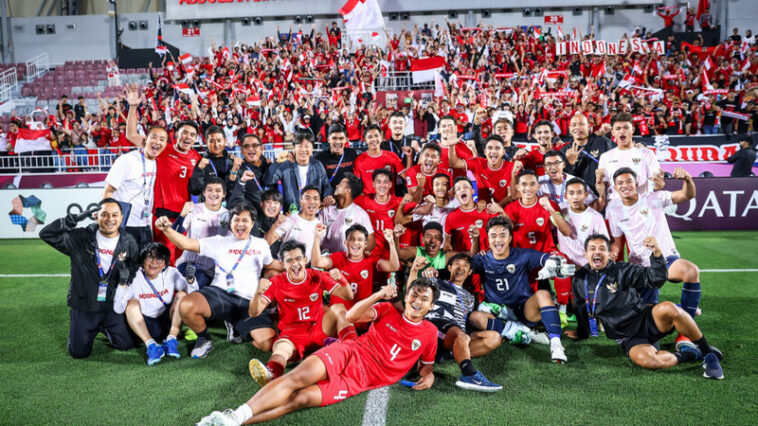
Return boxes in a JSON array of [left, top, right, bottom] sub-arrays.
[[0, 0, 756, 425]]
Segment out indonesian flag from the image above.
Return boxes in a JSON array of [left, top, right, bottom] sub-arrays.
[[632, 60, 643, 75], [179, 53, 192, 64], [166, 61, 175, 71], [545, 71, 567, 84], [246, 93, 261, 107], [14, 128, 52, 154], [221, 47, 231, 60], [557, 25, 564, 41], [410, 56, 445, 84], [591, 61, 607, 79], [434, 70, 445, 97], [155, 15, 167, 56], [618, 73, 635, 89], [701, 68, 713, 90], [340, 0, 385, 42], [741, 57, 751, 72], [704, 56, 715, 71], [379, 60, 391, 78], [173, 83, 194, 96], [696, 0, 709, 19]]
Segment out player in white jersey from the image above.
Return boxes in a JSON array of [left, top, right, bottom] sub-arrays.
[[266, 185, 323, 262], [174, 177, 230, 286], [599, 112, 664, 198], [318, 173, 374, 254], [558, 178, 609, 267], [606, 166, 702, 349], [156, 203, 282, 359], [538, 150, 601, 211], [114, 242, 197, 365], [103, 125, 168, 246]]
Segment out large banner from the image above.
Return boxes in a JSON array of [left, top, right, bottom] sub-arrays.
[[2, 188, 102, 238], [663, 178, 758, 231]]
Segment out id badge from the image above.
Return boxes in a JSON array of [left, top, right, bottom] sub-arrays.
[[142, 207, 150, 218], [589, 318, 599, 337], [226, 274, 235, 292], [97, 282, 108, 302]]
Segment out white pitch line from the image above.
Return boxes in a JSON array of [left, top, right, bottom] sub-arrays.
[[0, 274, 69, 277], [700, 269, 758, 272], [362, 386, 390, 426]]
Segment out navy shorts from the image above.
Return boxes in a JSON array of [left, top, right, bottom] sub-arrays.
[[618, 305, 675, 354], [198, 286, 274, 338], [511, 302, 539, 328], [143, 310, 172, 341], [665, 255, 682, 283]]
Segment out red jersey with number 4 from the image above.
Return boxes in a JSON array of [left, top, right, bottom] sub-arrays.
[[354, 194, 402, 258], [353, 151, 404, 195], [154, 144, 201, 213], [361, 302, 437, 383], [504, 200, 558, 253], [263, 269, 340, 330], [444, 207, 496, 252], [329, 252, 375, 309], [465, 158, 515, 203]]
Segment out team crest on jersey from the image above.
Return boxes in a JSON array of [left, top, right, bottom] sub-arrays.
[[632, 157, 641, 164], [499, 179, 507, 187], [506, 264, 516, 273], [606, 282, 618, 293], [590, 149, 600, 158], [581, 224, 589, 232], [388, 210, 396, 218], [536, 217, 545, 226], [191, 159, 197, 166], [345, 217, 353, 224], [411, 339, 421, 351], [310, 293, 319, 302], [117, 252, 127, 262], [360, 270, 369, 279], [475, 219, 484, 228], [639, 207, 650, 216]]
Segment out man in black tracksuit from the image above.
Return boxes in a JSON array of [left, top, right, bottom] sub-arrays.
[[40, 198, 139, 358], [566, 234, 724, 379]]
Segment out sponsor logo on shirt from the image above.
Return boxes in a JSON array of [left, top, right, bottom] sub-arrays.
[[590, 149, 600, 158], [386, 323, 398, 333], [284, 298, 295, 303], [581, 223, 589, 232], [411, 339, 421, 351], [632, 157, 641, 164], [310, 293, 319, 302], [139, 288, 171, 300], [639, 207, 650, 216]]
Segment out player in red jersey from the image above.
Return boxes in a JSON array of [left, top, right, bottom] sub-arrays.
[[312, 224, 399, 312], [354, 169, 403, 258], [247, 240, 354, 387], [352, 125, 408, 195], [124, 85, 201, 263], [196, 279, 439, 425], [406, 143, 451, 202], [437, 115, 475, 179], [448, 135, 518, 205], [505, 169, 573, 318], [514, 120, 556, 176], [444, 177, 504, 253]]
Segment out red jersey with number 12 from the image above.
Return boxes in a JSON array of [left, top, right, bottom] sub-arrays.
[[263, 269, 340, 330], [154, 143, 201, 213]]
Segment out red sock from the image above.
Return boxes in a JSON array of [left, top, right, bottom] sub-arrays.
[[338, 325, 357, 341], [266, 361, 284, 379]]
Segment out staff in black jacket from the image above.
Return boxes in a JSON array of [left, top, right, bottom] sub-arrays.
[[727, 136, 756, 177], [40, 198, 139, 359], [560, 114, 614, 196], [566, 234, 724, 379]]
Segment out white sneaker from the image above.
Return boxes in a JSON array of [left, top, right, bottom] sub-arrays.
[[196, 409, 240, 426], [528, 330, 551, 345], [191, 337, 214, 359], [249, 358, 274, 387], [550, 339, 568, 364]]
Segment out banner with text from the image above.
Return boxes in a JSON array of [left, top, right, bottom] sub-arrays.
[[663, 178, 758, 231], [555, 38, 665, 56]]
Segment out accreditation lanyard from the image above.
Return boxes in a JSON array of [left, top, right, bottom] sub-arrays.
[[141, 152, 155, 218], [215, 236, 252, 293], [449, 281, 470, 317], [208, 157, 226, 177], [95, 243, 117, 302], [328, 152, 345, 183], [142, 270, 170, 307], [244, 165, 263, 191], [547, 178, 566, 204], [584, 273, 606, 337]]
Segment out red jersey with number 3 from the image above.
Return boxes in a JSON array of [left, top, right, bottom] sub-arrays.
[[360, 302, 437, 383], [263, 269, 340, 330], [329, 252, 375, 309], [154, 143, 201, 213], [504, 200, 558, 252]]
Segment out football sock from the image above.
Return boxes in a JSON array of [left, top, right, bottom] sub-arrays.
[[338, 325, 357, 341], [540, 306, 562, 339], [266, 360, 284, 379], [680, 281, 701, 318], [693, 335, 712, 355], [459, 359, 476, 377], [486, 318, 506, 335], [197, 329, 211, 340], [674, 349, 699, 364], [233, 404, 253, 423], [146, 339, 156, 347], [166, 335, 177, 341]]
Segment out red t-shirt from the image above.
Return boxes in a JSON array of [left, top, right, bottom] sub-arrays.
[[465, 157, 515, 203], [354, 194, 402, 258], [263, 269, 341, 331], [443, 206, 496, 252], [329, 252, 375, 309], [353, 150, 404, 195], [504, 199, 558, 253], [153, 143, 201, 213], [406, 165, 451, 198], [521, 149, 547, 176], [439, 143, 475, 179]]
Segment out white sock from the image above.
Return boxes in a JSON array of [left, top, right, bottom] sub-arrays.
[[550, 336, 561, 345], [166, 335, 177, 342], [233, 404, 253, 424], [559, 304, 567, 314], [146, 339, 156, 347]]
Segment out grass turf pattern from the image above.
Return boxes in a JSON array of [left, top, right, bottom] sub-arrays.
[[1, 232, 756, 425]]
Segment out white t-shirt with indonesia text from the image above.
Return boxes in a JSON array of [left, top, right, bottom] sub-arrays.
[[113, 266, 197, 318], [199, 234, 273, 300]]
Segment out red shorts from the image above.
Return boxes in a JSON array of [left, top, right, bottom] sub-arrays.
[[314, 340, 373, 407], [276, 321, 327, 361]]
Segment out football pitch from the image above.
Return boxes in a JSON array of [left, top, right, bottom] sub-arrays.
[[1, 231, 757, 425]]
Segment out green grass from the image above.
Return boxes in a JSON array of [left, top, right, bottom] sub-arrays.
[[1, 232, 757, 425]]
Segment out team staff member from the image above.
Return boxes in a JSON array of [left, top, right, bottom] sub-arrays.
[[316, 124, 358, 194], [567, 235, 724, 379], [40, 198, 139, 359], [189, 125, 241, 197]]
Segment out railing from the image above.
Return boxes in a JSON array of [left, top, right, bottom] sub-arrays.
[[25, 52, 50, 81], [0, 67, 18, 105], [375, 70, 435, 91], [341, 28, 390, 52]]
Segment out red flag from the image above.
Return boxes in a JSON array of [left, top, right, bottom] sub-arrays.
[[696, 0, 709, 19], [410, 56, 446, 84], [591, 61, 607, 79]]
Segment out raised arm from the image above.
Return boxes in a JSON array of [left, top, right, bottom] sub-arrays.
[[154, 216, 201, 252], [669, 167, 695, 204], [124, 84, 146, 148], [541, 196, 571, 237], [376, 229, 400, 273], [310, 224, 332, 269], [346, 285, 398, 324], [248, 277, 272, 317]]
